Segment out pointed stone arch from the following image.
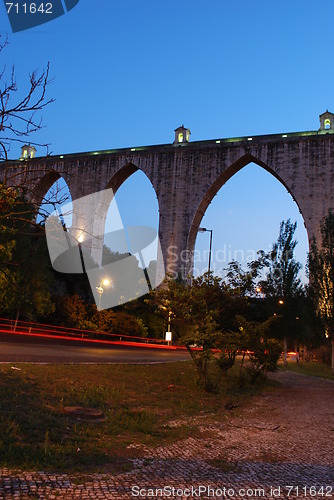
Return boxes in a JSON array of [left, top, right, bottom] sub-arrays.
[[105, 161, 139, 194], [83, 161, 161, 272], [29, 171, 73, 226], [32, 170, 63, 206], [84, 162, 141, 254], [186, 153, 307, 276]]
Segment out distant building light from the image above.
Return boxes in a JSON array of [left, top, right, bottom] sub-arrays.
[[319, 110, 334, 131], [20, 144, 36, 160], [174, 125, 191, 145]]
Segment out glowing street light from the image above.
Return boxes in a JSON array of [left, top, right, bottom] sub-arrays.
[[96, 279, 111, 329]]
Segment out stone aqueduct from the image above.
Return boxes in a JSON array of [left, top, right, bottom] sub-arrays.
[[3, 112, 334, 280]]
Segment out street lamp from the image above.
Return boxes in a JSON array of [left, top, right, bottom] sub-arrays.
[[160, 302, 173, 346], [165, 310, 172, 346], [256, 286, 265, 300], [96, 279, 111, 330], [198, 227, 213, 273], [76, 232, 86, 273]]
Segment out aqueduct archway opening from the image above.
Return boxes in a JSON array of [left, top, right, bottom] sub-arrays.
[[191, 160, 309, 280]]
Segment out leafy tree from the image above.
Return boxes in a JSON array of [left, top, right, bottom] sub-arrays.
[[53, 294, 149, 338], [153, 274, 247, 392], [0, 185, 18, 286], [151, 275, 195, 341], [237, 316, 281, 384], [215, 329, 244, 379], [0, 185, 55, 322], [261, 220, 302, 298], [308, 211, 334, 373], [54, 294, 96, 330], [225, 252, 266, 297], [259, 219, 303, 363], [95, 309, 148, 338], [153, 274, 221, 391], [152, 272, 245, 341], [0, 37, 64, 324], [126, 294, 165, 339]]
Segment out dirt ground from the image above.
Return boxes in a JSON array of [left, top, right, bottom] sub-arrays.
[[0, 370, 333, 499]]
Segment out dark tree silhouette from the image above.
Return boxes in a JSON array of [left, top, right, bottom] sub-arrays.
[[259, 219, 303, 363], [308, 211, 334, 374]]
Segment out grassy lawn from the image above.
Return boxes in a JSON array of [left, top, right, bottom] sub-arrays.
[[280, 358, 334, 380], [0, 361, 273, 473]]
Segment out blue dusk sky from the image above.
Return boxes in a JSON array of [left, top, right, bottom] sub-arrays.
[[1, 0, 333, 281]]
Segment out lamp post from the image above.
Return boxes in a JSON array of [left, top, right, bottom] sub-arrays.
[[96, 279, 110, 330], [166, 310, 172, 346], [198, 227, 213, 273], [160, 302, 173, 346], [278, 298, 287, 366], [77, 233, 85, 272]]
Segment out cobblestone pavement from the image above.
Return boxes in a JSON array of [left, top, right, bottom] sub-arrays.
[[0, 371, 333, 499]]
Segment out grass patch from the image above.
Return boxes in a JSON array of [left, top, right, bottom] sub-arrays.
[[0, 361, 273, 472], [281, 360, 334, 380]]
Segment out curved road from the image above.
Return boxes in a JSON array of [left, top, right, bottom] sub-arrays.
[[0, 332, 190, 364]]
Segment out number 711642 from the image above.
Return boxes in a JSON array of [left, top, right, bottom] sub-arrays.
[[6, 3, 53, 14], [285, 486, 333, 497]]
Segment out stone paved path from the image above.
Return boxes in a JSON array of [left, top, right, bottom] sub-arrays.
[[0, 371, 333, 499]]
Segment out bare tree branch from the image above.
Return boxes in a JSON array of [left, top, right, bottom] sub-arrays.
[[0, 34, 54, 161]]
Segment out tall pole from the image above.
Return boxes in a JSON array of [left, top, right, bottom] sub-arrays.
[[167, 310, 171, 346], [96, 279, 111, 331], [208, 229, 213, 273], [198, 227, 213, 274], [98, 292, 102, 329], [96, 285, 104, 331]]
